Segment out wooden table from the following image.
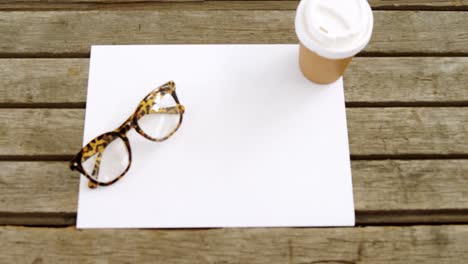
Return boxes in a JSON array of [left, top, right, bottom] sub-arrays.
[[1, 0, 468, 262]]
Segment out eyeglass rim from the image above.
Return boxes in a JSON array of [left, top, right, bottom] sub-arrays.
[[70, 132, 132, 187]]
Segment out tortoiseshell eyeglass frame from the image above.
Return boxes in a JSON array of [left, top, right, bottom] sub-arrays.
[[69, 81, 185, 189]]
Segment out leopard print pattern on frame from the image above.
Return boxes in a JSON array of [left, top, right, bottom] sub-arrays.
[[69, 81, 185, 189], [72, 132, 131, 189], [81, 133, 118, 160]]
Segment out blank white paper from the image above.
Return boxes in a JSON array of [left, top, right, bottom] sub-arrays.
[[77, 45, 355, 228]]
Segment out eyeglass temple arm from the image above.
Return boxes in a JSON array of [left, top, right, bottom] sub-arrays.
[[90, 151, 103, 181]]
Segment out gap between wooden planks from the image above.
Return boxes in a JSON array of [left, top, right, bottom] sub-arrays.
[[1, 0, 468, 11], [0, 11, 467, 56]]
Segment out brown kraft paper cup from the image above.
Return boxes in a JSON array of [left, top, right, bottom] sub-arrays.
[[299, 43, 352, 85]]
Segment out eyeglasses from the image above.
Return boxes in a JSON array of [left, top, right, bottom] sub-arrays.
[[70, 81, 185, 189]]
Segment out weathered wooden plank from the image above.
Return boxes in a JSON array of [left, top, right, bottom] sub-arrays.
[[345, 57, 468, 105], [0, 59, 86, 106], [0, 108, 466, 156], [0, 162, 79, 214], [1, 11, 467, 55], [1, 160, 467, 225], [348, 108, 468, 156], [2, 58, 467, 106], [0, 109, 81, 156], [353, 160, 468, 211], [1, 225, 468, 263], [371, 0, 468, 9]]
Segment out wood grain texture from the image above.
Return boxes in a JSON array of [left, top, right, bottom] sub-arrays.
[[345, 57, 468, 105], [0, 59, 87, 106], [1, 11, 467, 56], [348, 108, 468, 156], [353, 160, 468, 211], [0, 109, 81, 156], [1, 58, 467, 106], [369, 0, 468, 9], [1, 225, 468, 263], [1, 160, 467, 225], [0, 108, 466, 156], [0, 162, 79, 214]]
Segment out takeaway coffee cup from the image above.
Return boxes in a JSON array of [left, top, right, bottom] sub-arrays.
[[295, 0, 373, 84]]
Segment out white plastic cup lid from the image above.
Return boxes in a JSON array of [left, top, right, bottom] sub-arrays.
[[295, 0, 374, 59]]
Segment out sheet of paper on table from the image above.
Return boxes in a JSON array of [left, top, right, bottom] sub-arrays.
[[77, 44, 355, 228]]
